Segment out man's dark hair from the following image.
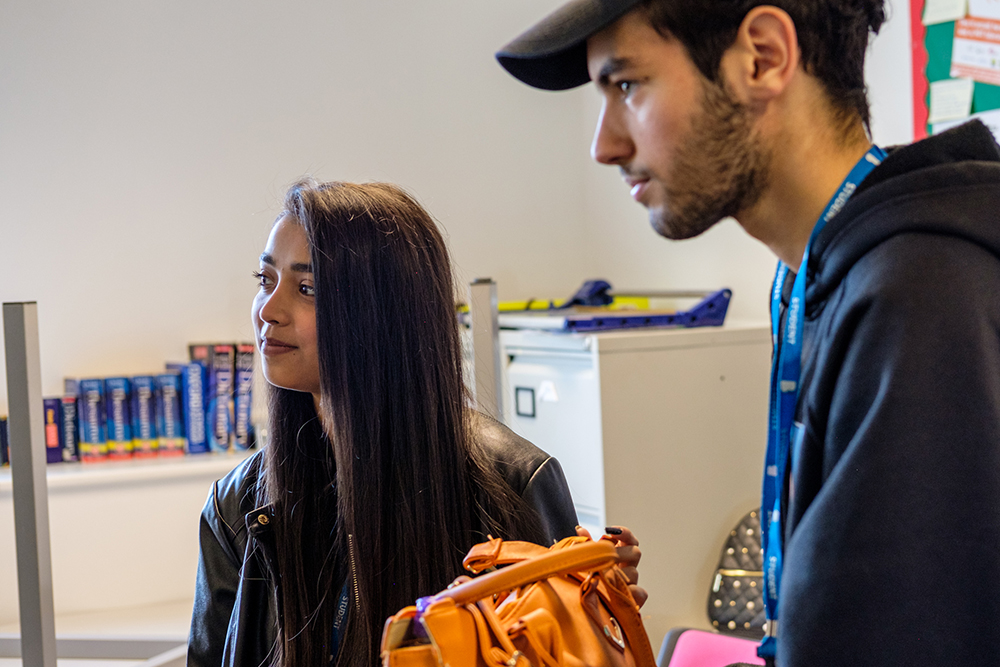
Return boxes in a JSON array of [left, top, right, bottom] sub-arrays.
[[643, 0, 886, 134]]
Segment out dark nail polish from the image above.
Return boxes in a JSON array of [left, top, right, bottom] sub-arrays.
[[604, 526, 623, 535]]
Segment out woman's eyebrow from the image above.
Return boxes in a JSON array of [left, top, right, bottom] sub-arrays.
[[259, 254, 312, 273]]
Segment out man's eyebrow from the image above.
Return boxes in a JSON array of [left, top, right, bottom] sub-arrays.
[[258, 254, 313, 273], [596, 57, 633, 86]]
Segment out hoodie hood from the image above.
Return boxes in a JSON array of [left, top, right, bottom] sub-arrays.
[[805, 120, 1000, 306]]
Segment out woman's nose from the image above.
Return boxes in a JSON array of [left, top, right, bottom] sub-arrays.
[[257, 288, 286, 325]]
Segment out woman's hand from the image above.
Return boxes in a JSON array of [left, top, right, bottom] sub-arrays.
[[576, 525, 649, 608]]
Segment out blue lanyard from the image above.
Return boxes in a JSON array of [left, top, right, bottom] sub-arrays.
[[758, 146, 886, 659], [330, 583, 350, 660]]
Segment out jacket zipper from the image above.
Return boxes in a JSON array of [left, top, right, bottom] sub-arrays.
[[347, 533, 361, 613]]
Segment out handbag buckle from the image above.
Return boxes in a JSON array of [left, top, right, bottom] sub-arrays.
[[464, 537, 504, 573], [604, 617, 626, 650], [507, 650, 528, 666]]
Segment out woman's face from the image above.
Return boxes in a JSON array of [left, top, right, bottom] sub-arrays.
[[252, 215, 321, 398]]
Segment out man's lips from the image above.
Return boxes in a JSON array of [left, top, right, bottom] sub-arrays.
[[261, 337, 297, 355], [628, 179, 650, 202], [622, 171, 651, 203]]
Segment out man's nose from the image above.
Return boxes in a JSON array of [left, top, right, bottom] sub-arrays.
[[590, 100, 634, 165]]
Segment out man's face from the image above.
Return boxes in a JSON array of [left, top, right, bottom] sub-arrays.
[[587, 10, 770, 239]]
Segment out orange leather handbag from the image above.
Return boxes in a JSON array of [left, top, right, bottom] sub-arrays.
[[380, 535, 656, 667]]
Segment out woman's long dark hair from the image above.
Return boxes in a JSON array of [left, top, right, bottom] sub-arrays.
[[260, 180, 543, 667]]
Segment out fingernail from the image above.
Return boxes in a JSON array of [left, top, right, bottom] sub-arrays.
[[575, 525, 583, 531], [604, 526, 623, 535]]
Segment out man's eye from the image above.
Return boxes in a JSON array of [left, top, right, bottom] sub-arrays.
[[301, 284, 315, 297], [617, 81, 634, 95]]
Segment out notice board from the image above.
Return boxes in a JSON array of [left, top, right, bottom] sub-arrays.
[[911, 0, 1000, 139]]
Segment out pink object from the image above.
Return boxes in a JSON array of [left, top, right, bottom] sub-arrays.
[[663, 629, 766, 667]]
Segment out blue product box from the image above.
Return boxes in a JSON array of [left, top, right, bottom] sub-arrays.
[[130, 375, 158, 458], [104, 377, 133, 459], [155, 373, 185, 456], [179, 361, 208, 454], [60, 396, 79, 462], [206, 344, 235, 453], [234, 343, 254, 451], [43, 397, 63, 464], [0, 416, 8, 466], [78, 379, 107, 462], [164, 362, 186, 374]]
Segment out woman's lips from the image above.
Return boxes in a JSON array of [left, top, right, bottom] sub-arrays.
[[260, 338, 297, 355]]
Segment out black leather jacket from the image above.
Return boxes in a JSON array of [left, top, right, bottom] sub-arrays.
[[187, 415, 578, 667]]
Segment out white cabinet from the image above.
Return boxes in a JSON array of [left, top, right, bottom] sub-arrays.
[[500, 324, 771, 650]]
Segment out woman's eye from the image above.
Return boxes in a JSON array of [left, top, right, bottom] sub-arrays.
[[253, 271, 273, 289], [300, 284, 315, 297], [618, 81, 634, 95]]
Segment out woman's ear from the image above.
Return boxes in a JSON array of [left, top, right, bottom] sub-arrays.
[[718, 6, 800, 107]]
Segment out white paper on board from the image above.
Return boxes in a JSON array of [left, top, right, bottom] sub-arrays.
[[928, 78, 976, 122], [924, 0, 968, 24], [969, 0, 1000, 20], [932, 108, 1000, 142], [951, 17, 1000, 85]]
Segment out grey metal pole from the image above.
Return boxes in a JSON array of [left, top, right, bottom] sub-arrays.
[[468, 279, 503, 422], [3, 302, 57, 667]]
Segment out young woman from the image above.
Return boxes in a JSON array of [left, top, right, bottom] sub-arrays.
[[187, 180, 579, 667]]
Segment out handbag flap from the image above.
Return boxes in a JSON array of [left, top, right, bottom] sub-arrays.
[[463, 537, 553, 573]]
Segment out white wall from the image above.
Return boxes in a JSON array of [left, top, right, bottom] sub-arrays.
[[0, 0, 913, 409], [868, 0, 916, 147], [0, 0, 586, 410]]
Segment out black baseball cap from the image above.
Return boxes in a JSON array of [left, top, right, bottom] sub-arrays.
[[496, 0, 645, 90]]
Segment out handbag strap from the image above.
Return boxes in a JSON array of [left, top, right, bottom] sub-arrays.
[[596, 569, 657, 667], [437, 540, 619, 607]]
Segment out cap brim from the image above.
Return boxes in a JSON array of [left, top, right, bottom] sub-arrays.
[[496, 0, 644, 91]]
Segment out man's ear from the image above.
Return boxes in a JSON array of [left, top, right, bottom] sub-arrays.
[[719, 6, 799, 107]]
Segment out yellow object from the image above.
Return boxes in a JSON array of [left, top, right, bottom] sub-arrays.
[[457, 296, 651, 313]]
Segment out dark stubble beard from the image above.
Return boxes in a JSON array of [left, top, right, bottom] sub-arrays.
[[650, 78, 771, 240]]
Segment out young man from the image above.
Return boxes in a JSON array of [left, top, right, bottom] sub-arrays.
[[498, 1, 1000, 664]]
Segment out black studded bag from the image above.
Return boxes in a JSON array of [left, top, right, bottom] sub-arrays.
[[708, 509, 766, 639]]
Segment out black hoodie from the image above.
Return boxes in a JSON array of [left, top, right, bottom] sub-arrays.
[[776, 120, 1000, 665]]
